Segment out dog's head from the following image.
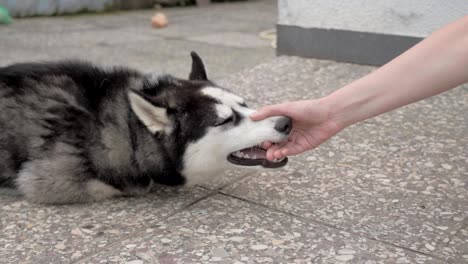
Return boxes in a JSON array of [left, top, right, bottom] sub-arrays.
[[128, 52, 291, 185]]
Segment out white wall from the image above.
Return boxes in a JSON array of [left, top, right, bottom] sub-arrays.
[[278, 0, 468, 37]]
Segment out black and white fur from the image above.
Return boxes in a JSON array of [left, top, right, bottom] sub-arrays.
[[0, 52, 291, 204]]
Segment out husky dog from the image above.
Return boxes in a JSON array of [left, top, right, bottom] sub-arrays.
[[0, 52, 292, 204]]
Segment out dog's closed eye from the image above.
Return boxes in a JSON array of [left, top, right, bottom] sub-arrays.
[[214, 115, 234, 126]]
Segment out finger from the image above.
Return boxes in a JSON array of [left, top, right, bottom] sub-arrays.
[[273, 150, 285, 160], [282, 144, 308, 156], [281, 148, 297, 157], [250, 104, 289, 121], [267, 141, 292, 160], [261, 141, 273, 149], [266, 145, 280, 161]]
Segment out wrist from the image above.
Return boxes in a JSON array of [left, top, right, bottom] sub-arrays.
[[319, 83, 368, 130], [315, 96, 346, 133]]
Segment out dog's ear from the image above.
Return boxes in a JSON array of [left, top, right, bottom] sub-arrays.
[[189, 51, 208, 81], [128, 91, 172, 134]]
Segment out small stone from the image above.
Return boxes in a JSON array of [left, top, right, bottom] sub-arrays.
[[271, 239, 284, 245], [328, 152, 335, 157], [71, 251, 83, 258], [125, 260, 143, 264], [435, 226, 448, 230], [306, 156, 316, 161], [136, 252, 153, 261], [377, 198, 386, 203], [337, 211, 344, 218], [82, 228, 94, 234], [109, 256, 121, 262], [424, 162, 434, 167], [11, 202, 22, 207], [264, 248, 277, 256], [211, 248, 229, 258], [337, 249, 356, 255], [335, 255, 354, 261], [227, 229, 244, 234], [251, 244, 268, 250], [125, 244, 137, 249], [211, 257, 222, 261], [71, 228, 83, 236], [55, 242, 66, 250], [440, 212, 454, 215], [462, 255, 468, 259], [424, 243, 435, 251], [161, 238, 172, 244], [108, 229, 120, 234], [206, 235, 217, 241], [229, 236, 245, 242], [441, 164, 452, 170], [453, 216, 463, 222]]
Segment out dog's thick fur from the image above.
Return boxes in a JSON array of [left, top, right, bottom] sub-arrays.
[[0, 52, 290, 204]]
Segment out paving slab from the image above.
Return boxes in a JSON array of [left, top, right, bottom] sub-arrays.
[[436, 224, 468, 262], [219, 56, 468, 262], [0, 1, 276, 80], [0, 187, 209, 263], [1, 34, 273, 81], [78, 194, 438, 264]]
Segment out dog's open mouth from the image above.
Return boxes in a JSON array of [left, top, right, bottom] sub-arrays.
[[227, 145, 288, 168]]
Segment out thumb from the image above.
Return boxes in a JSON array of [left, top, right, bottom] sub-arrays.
[[250, 104, 289, 121]]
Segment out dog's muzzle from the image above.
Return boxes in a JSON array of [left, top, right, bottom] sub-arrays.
[[227, 116, 292, 168]]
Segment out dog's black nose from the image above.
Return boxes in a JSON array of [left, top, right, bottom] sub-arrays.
[[274, 117, 292, 134]]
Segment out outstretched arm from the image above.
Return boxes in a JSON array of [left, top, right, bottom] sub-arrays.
[[251, 15, 468, 161]]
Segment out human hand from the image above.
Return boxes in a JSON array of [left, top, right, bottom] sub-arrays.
[[250, 99, 342, 161]]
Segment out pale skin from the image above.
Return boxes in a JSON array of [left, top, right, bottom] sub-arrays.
[[251, 15, 468, 161]]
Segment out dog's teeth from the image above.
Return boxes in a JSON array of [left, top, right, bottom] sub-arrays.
[[244, 154, 250, 159], [253, 155, 257, 159]]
